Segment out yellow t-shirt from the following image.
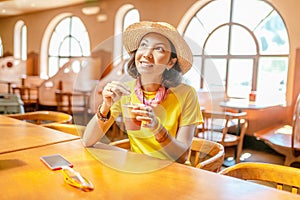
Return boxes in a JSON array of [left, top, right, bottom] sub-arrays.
[[110, 80, 203, 161]]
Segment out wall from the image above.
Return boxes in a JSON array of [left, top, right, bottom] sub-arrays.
[[0, 0, 300, 135], [0, 0, 195, 53]]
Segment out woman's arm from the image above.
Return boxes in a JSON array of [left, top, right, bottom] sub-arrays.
[[82, 81, 130, 147], [81, 114, 115, 147], [153, 123, 195, 163]]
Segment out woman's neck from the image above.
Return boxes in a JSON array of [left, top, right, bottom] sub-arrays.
[[140, 75, 162, 92]]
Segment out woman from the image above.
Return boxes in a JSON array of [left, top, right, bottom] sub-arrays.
[[82, 21, 202, 163]]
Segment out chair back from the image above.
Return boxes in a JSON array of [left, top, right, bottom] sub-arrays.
[[6, 111, 72, 125], [186, 137, 225, 172], [201, 111, 248, 139], [199, 111, 248, 163], [220, 162, 300, 194], [292, 93, 300, 157]]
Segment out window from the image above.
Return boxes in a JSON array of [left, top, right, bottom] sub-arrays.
[[21, 25, 27, 60], [14, 20, 27, 60], [48, 16, 90, 77], [113, 4, 139, 65], [183, 0, 289, 104], [122, 8, 139, 60]]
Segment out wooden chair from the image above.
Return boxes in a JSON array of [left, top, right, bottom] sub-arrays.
[[6, 111, 72, 125], [219, 162, 300, 194], [196, 111, 248, 164], [254, 93, 300, 166], [110, 137, 225, 172], [109, 138, 131, 150], [55, 89, 91, 124], [186, 137, 225, 172], [12, 85, 38, 111], [43, 123, 86, 137], [11, 76, 43, 111]]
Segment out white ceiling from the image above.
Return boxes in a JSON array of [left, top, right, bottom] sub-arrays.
[[0, 0, 88, 18]]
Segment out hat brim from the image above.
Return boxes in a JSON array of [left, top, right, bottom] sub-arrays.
[[123, 21, 193, 74]]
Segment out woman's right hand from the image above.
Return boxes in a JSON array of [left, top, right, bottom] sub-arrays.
[[102, 81, 131, 107]]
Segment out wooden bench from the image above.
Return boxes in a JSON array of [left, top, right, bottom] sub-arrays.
[[0, 56, 26, 93], [254, 94, 300, 166], [254, 124, 299, 166], [37, 57, 102, 125]]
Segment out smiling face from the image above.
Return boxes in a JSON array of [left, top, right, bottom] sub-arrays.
[[135, 33, 177, 78]]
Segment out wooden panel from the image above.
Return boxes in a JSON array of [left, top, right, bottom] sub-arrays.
[[26, 52, 39, 76]]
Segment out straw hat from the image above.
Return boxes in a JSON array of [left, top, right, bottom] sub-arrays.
[[123, 21, 193, 74]]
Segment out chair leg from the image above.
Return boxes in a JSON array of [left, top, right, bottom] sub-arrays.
[[284, 156, 293, 166], [235, 121, 248, 163], [284, 155, 300, 166], [235, 143, 242, 163]]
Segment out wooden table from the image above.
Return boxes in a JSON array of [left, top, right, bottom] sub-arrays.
[[0, 115, 79, 154], [220, 99, 282, 112], [1, 139, 299, 199]]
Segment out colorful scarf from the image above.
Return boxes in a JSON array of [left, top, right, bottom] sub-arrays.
[[134, 77, 168, 107]]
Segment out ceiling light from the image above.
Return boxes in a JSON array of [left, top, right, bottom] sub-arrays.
[[81, 6, 100, 15], [97, 14, 107, 22]]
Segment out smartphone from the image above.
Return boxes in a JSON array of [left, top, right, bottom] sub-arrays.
[[40, 154, 73, 170]]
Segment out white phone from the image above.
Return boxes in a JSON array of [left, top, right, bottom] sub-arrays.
[[40, 154, 73, 170]]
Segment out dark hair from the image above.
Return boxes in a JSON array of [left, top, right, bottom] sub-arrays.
[[127, 41, 183, 88]]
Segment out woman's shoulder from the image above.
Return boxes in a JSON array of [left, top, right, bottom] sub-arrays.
[[167, 83, 198, 106], [169, 83, 196, 94]]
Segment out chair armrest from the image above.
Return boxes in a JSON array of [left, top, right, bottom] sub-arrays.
[[109, 139, 130, 150]]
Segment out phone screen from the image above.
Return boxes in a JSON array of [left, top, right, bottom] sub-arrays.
[[40, 154, 73, 170]]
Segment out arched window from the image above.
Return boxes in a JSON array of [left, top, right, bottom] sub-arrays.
[[113, 4, 139, 65], [14, 20, 27, 60], [48, 16, 90, 77], [182, 0, 289, 104]]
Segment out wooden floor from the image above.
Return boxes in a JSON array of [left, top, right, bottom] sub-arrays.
[[239, 147, 284, 165], [221, 135, 300, 170]]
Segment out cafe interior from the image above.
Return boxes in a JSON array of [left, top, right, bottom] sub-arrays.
[[1, 0, 300, 199]]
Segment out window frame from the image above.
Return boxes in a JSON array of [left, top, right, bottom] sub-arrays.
[[47, 15, 90, 78], [180, 0, 289, 104]]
